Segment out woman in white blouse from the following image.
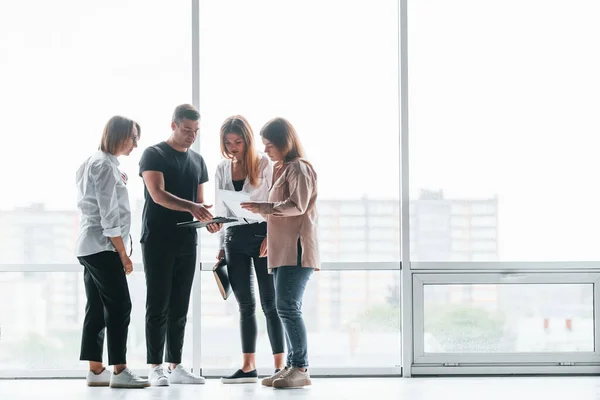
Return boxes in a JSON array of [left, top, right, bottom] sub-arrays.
[[75, 116, 149, 389], [215, 116, 285, 384]]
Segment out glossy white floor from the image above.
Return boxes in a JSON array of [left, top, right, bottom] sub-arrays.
[[2, 377, 600, 400]]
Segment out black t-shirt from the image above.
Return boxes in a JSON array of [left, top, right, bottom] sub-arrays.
[[139, 141, 209, 248]]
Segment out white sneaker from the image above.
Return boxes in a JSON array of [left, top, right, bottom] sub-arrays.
[[167, 364, 206, 384], [148, 365, 170, 386], [86, 368, 111, 387], [109, 368, 150, 389]]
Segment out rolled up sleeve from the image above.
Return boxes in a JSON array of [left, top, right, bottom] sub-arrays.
[[92, 163, 122, 237]]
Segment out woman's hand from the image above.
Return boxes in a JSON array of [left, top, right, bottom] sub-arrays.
[[259, 238, 267, 258], [120, 254, 133, 275], [206, 222, 222, 233], [216, 249, 225, 260], [240, 202, 260, 214]]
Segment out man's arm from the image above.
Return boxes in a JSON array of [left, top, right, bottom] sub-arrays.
[[197, 182, 207, 205], [142, 170, 213, 221]]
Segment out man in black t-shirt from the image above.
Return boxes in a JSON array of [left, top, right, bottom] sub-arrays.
[[139, 104, 218, 386]]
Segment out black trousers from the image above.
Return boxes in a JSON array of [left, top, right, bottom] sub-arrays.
[[224, 222, 285, 354], [142, 241, 196, 364], [78, 251, 132, 366]]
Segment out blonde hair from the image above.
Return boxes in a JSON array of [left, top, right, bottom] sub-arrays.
[[219, 115, 260, 186]]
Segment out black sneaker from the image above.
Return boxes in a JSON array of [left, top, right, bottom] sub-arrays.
[[221, 369, 258, 384]]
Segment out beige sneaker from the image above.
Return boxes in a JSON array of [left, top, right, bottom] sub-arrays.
[[272, 367, 311, 389], [261, 367, 288, 387]]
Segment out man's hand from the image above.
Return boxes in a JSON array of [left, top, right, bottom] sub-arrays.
[[240, 202, 260, 214], [120, 254, 133, 275], [216, 249, 225, 260], [259, 238, 267, 258], [207, 223, 222, 234], [189, 203, 213, 222]]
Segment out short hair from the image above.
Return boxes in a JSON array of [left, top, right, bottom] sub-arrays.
[[172, 104, 200, 124], [99, 116, 141, 155], [260, 117, 305, 162]]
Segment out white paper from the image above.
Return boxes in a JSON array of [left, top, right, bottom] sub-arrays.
[[219, 189, 265, 222]]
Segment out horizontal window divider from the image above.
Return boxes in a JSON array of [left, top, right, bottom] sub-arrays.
[[200, 261, 401, 271], [411, 365, 600, 376], [412, 261, 600, 270], [5, 262, 600, 273], [412, 269, 600, 275], [0, 262, 402, 273], [415, 353, 600, 365], [413, 272, 600, 284], [0, 369, 148, 379], [201, 367, 402, 378], [0, 264, 91, 273], [0, 367, 402, 380]]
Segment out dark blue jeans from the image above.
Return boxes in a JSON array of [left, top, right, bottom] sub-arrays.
[[273, 264, 313, 368]]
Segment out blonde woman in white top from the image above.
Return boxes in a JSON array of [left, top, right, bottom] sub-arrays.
[[215, 116, 285, 384], [75, 116, 149, 389]]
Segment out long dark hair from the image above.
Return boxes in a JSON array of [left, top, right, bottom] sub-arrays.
[[260, 117, 305, 163]]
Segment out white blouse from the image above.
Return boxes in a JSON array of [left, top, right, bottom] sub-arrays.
[[214, 153, 273, 249], [75, 151, 131, 257]]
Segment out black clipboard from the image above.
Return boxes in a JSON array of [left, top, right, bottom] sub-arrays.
[[176, 217, 238, 229]]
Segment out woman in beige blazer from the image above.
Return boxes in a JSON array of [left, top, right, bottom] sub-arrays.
[[241, 117, 319, 389]]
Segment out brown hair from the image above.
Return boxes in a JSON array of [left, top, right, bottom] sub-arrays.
[[220, 115, 260, 186], [99, 116, 141, 155], [260, 117, 305, 162], [172, 104, 200, 124]]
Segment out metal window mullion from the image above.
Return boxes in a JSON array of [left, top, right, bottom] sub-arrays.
[[191, 0, 202, 375], [594, 277, 600, 356], [399, 0, 411, 378]]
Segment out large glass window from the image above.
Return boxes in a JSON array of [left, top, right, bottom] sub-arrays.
[[1, 0, 405, 377], [0, 272, 193, 370], [198, 0, 400, 264], [0, 0, 193, 373], [408, 0, 600, 261], [201, 271, 401, 369], [413, 273, 600, 368], [0, 0, 191, 265], [424, 283, 593, 353]]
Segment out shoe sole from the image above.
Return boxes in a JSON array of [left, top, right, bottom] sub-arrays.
[[273, 379, 312, 389], [87, 382, 110, 387], [150, 381, 170, 387], [109, 383, 151, 389], [221, 377, 258, 384]]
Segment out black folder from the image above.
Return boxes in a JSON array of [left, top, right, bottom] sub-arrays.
[[213, 258, 231, 300], [176, 217, 238, 229]]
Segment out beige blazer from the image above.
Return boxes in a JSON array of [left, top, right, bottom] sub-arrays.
[[258, 158, 320, 271]]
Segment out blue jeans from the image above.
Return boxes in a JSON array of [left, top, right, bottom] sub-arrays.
[[273, 264, 313, 368]]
